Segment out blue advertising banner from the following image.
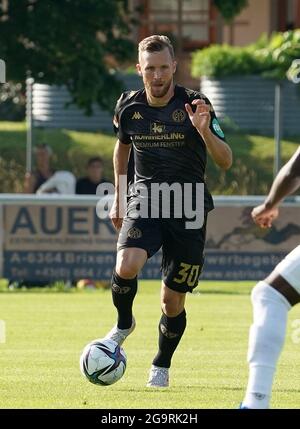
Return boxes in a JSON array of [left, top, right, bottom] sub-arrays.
[[2, 201, 300, 282]]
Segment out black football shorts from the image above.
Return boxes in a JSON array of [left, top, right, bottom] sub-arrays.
[[117, 212, 207, 294]]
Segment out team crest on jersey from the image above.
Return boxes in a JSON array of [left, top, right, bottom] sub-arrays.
[[151, 122, 166, 134], [127, 227, 142, 239], [172, 109, 186, 123], [131, 111, 143, 120]]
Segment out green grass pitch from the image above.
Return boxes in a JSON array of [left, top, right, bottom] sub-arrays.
[[0, 281, 299, 409]]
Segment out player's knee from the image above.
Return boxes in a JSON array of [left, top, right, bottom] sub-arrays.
[[251, 281, 266, 305], [115, 256, 138, 279], [251, 281, 291, 310], [116, 264, 138, 279], [116, 249, 147, 279], [161, 296, 185, 317]]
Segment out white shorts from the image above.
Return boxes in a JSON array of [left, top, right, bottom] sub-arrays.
[[275, 245, 300, 294]]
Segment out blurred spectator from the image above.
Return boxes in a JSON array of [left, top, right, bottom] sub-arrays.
[[76, 156, 109, 195], [23, 143, 55, 193], [36, 171, 76, 194]]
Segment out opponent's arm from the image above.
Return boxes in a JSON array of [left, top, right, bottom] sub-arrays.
[[109, 140, 132, 231], [185, 99, 232, 170], [252, 146, 300, 228], [264, 146, 300, 208]]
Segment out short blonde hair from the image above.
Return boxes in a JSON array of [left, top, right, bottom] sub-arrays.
[[138, 35, 175, 60]]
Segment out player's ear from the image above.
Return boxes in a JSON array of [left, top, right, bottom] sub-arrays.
[[136, 63, 142, 76], [173, 61, 177, 74]]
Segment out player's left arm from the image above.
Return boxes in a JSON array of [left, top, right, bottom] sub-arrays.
[[185, 98, 232, 170]]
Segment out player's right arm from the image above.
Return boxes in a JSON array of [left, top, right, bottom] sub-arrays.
[[252, 146, 300, 228], [110, 92, 133, 231], [109, 140, 132, 231]]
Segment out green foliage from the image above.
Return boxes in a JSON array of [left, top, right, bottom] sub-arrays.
[[0, 121, 116, 192], [0, 82, 26, 120], [191, 30, 300, 80], [213, 0, 248, 23], [0, 0, 136, 113], [0, 122, 299, 195], [191, 45, 259, 78], [261, 29, 300, 79], [206, 132, 299, 196], [0, 156, 25, 192]]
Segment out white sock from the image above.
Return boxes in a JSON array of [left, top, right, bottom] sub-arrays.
[[242, 281, 291, 409]]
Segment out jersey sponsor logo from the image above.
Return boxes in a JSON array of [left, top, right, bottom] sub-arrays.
[[111, 283, 131, 294], [212, 118, 225, 138], [131, 111, 143, 120], [172, 109, 186, 123], [127, 227, 142, 239], [134, 140, 185, 149], [151, 122, 166, 134], [134, 132, 184, 141]]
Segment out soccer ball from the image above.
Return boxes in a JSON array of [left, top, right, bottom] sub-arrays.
[[80, 338, 127, 386]]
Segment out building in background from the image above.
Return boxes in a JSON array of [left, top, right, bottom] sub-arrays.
[[30, 0, 300, 131], [130, 0, 300, 88]]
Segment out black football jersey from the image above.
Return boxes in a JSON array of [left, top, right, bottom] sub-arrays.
[[113, 84, 227, 212]]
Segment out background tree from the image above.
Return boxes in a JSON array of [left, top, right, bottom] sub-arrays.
[[0, 0, 136, 113], [213, 0, 248, 23]]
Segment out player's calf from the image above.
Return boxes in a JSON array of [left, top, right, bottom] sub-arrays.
[[111, 269, 138, 329], [103, 269, 137, 346], [147, 307, 186, 387]]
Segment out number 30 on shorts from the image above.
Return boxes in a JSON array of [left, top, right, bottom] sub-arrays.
[[173, 263, 201, 288]]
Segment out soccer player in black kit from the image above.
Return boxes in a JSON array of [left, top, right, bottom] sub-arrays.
[[104, 35, 232, 387]]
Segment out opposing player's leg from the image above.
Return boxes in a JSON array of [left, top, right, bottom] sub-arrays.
[[147, 216, 207, 387], [241, 245, 300, 409]]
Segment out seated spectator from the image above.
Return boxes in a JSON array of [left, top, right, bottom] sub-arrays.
[[23, 143, 55, 193], [36, 171, 76, 194], [76, 156, 109, 195]]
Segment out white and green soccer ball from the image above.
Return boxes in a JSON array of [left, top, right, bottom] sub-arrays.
[[80, 338, 127, 386]]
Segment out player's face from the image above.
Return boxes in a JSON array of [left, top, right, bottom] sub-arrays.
[[137, 48, 176, 99]]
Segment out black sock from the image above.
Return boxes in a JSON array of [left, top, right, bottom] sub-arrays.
[[111, 269, 137, 329], [152, 309, 187, 369]]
